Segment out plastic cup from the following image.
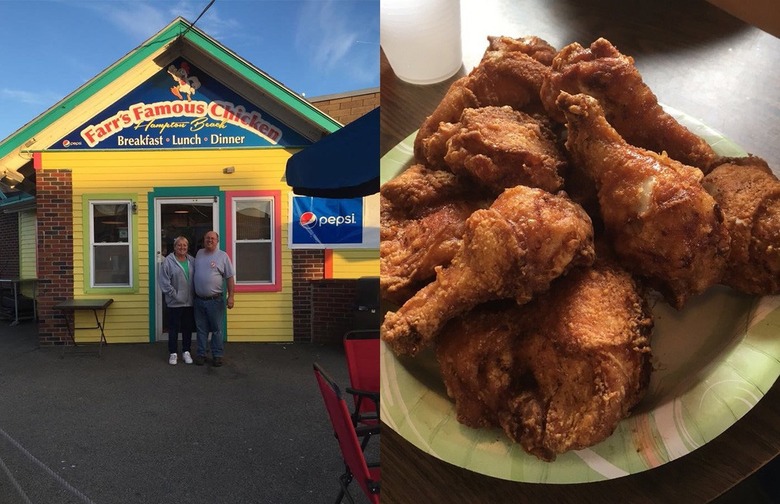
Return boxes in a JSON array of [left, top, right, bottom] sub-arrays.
[[381, 0, 462, 85]]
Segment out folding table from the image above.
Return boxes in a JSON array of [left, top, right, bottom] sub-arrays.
[[54, 298, 114, 357]]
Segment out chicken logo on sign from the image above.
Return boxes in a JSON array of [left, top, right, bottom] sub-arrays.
[[167, 61, 201, 101]]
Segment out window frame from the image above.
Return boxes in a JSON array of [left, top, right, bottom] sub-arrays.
[[225, 190, 282, 292], [82, 195, 139, 294]]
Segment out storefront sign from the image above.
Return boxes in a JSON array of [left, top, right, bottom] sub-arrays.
[[52, 59, 311, 150], [289, 196, 363, 248]]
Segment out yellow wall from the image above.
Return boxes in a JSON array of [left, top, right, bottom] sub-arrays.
[[41, 148, 298, 343], [19, 210, 37, 298], [332, 249, 379, 278], [19, 209, 36, 276]]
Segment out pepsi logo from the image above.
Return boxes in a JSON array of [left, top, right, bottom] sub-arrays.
[[62, 140, 71, 148], [299, 211, 317, 228]]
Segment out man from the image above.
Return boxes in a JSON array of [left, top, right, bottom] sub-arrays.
[[193, 230, 235, 367]]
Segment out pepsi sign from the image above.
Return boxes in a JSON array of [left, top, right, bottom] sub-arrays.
[[290, 197, 363, 248]]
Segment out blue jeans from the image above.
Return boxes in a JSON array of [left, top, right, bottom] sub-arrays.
[[194, 297, 225, 358], [167, 306, 194, 354]]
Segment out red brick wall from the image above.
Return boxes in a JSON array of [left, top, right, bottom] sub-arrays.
[[36, 170, 74, 345], [0, 212, 19, 278], [291, 250, 324, 342], [291, 252, 360, 344], [310, 279, 357, 344], [310, 89, 379, 125]]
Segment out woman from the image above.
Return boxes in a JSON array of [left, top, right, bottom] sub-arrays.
[[157, 235, 195, 365]]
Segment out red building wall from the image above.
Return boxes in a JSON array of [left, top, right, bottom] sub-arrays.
[[310, 280, 358, 344], [310, 89, 379, 125], [36, 170, 73, 345], [291, 249, 324, 342]]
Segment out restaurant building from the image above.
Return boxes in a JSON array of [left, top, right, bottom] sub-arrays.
[[0, 18, 378, 347]]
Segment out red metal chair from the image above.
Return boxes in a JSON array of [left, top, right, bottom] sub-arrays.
[[314, 362, 380, 504], [343, 329, 380, 435]]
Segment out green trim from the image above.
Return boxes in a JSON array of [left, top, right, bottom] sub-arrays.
[[0, 22, 180, 159], [81, 194, 139, 295], [0, 193, 34, 208], [1, 18, 338, 160], [149, 186, 221, 198], [180, 27, 341, 133]]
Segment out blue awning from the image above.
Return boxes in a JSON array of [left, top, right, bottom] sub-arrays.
[[285, 107, 379, 198]]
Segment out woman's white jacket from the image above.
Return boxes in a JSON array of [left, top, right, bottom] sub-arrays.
[[157, 253, 195, 307]]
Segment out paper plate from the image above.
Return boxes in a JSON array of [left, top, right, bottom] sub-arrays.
[[379, 106, 780, 483]]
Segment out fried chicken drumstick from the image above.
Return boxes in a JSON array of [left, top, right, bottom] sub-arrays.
[[703, 156, 780, 295], [436, 260, 653, 461], [541, 38, 719, 172], [557, 91, 730, 308], [381, 185, 595, 357]]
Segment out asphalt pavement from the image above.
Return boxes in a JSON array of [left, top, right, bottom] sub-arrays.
[[0, 321, 377, 504]]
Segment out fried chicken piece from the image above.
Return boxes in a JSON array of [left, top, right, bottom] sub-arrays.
[[557, 92, 730, 308], [562, 160, 603, 234], [380, 165, 492, 304], [541, 38, 720, 172], [437, 260, 653, 462], [702, 156, 780, 295], [381, 202, 488, 305], [485, 35, 557, 65], [415, 36, 557, 167], [381, 185, 595, 356], [380, 164, 481, 227], [413, 79, 479, 168], [465, 38, 553, 113], [420, 106, 567, 195]]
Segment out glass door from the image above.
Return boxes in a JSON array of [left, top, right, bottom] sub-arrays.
[[154, 197, 218, 340]]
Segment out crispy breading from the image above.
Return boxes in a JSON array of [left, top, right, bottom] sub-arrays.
[[541, 38, 720, 172], [557, 91, 730, 308], [380, 164, 492, 304], [414, 36, 557, 166], [703, 156, 780, 295], [485, 35, 557, 65], [436, 260, 653, 461], [381, 185, 595, 356], [422, 106, 567, 194]]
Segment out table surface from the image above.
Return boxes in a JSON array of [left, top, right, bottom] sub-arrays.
[[54, 299, 114, 311], [379, 1, 780, 502]]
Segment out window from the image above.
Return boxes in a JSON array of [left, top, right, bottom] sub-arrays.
[[226, 191, 281, 292], [90, 201, 132, 287], [234, 198, 273, 282]]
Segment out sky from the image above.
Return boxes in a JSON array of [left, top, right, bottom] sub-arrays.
[[0, 0, 379, 141]]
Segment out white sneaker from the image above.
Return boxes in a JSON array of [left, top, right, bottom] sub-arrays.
[[169, 353, 177, 365], [182, 351, 193, 364]]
